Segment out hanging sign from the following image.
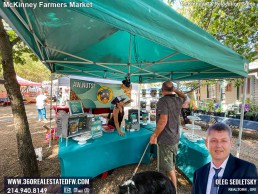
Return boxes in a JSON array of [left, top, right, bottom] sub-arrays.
[[70, 78, 126, 108]]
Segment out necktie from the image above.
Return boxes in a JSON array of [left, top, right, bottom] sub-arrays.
[[210, 167, 222, 194]]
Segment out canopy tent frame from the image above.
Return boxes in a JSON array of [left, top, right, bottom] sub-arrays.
[[1, 2, 248, 82], [51, 63, 105, 79], [43, 53, 230, 82], [132, 72, 231, 76], [46, 47, 129, 76], [44, 51, 225, 76], [127, 33, 132, 77], [0, 0, 249, 154], [44, 46, 203, 80], [6, 0, 45, 59], [15, 0, 208, 79], [174, 68, 219, 80], [20, 0, 46, 63], [4, 0, 55, 73]]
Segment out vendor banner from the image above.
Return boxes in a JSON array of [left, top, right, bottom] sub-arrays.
[[70, 78, 129, 108]]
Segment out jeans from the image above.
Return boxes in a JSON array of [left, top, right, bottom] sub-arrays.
[[37, 108, 46, 120]]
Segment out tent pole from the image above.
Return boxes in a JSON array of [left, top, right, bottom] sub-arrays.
[[175, 68, 219, 80], [219, 80, 223, 105], [156, 51, 179, 62], [145, 58, 198, 64], [132, 63, 156, 75], [236, 78, 247, 158], [132, 72, 230, 76], [128, 34, 132, 64], [131, 51, 179, 75], [131, 64, 170, 80], [138, 84, 141, 128], [53, 63, 103, 78], [48, 73, 54, 148], [46, 60, 127, 66], [5, 0, 43, 47], [47, 47, 93, 63], [47, 47, 126, 75]]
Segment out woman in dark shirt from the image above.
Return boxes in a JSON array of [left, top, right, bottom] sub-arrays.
[[181, 97, 191, 124], [108, 95, 132, 136]]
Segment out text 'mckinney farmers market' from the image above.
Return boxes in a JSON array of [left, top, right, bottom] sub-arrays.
[[3, 1, 93, 9]]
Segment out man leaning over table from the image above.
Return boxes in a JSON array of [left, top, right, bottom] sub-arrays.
[[150, 81, 186, 192], [191, 122, 257, 194]]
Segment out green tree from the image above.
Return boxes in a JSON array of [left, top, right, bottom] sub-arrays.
[[168, 0, 257, 89], [14, 53, 50, 82], [0, 18, 40, 176], [0, 21, 49, 81], [174, 0, 257, 61]]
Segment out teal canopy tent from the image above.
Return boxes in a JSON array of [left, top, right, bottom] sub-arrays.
[[0, 0, 248, 83], [0, 0, 250, 160]]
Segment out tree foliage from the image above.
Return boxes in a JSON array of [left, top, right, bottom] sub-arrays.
[[0, 21, 49, 81], [14, 53, 50, 82], [167, 0, 257, 89], [174, 0, 257, 61]]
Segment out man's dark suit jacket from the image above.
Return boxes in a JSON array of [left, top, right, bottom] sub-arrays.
[[191, 154, 257, 194]]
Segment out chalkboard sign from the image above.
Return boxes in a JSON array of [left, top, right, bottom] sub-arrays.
[[68, 100, 84, 116]]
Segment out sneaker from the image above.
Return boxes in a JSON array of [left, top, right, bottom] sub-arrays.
[[38, 119, 42, 122]]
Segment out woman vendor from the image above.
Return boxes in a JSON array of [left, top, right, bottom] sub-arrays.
[[181, 97, 191, 124], [108, 95, 132, 136]]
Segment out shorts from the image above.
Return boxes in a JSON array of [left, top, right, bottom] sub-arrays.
[[157, 142, 178, 174]]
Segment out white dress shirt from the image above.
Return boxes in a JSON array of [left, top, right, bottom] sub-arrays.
[[206, 156, 229, 194]]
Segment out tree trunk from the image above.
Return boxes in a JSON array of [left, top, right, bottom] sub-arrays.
[[0, 19, 40, 176]]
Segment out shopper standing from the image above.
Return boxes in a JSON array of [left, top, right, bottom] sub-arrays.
[[150, 81, 186, 191], [36, 90, 47, 122]]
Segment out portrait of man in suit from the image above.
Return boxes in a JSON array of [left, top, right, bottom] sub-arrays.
[[191, 122, 257, 194]]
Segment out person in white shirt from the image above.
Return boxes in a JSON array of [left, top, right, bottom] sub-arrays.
[[36, 91, 47, 122], [191, 122, 257, 194]]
